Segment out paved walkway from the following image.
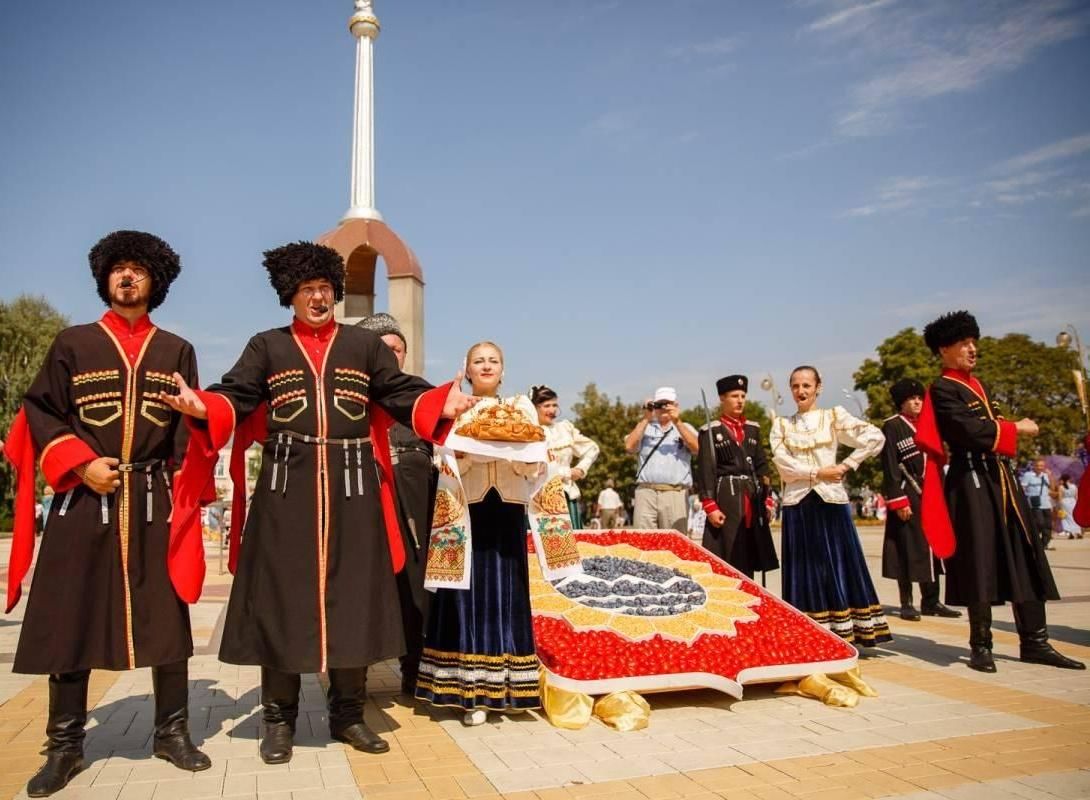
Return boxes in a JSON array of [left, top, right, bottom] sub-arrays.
[[1, 528, 1088, 800]]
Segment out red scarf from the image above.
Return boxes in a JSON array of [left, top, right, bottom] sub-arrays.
[[700, 415, 753, 525], [721, 414, 746, 445]]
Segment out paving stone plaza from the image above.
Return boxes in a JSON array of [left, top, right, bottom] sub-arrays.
[[1, 528, 1088, 800]]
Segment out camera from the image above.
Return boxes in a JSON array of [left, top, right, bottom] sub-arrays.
[[645, 400, 670, 411]]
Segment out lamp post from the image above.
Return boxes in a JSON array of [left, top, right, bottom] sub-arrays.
[[760, 375, 783, 419], [1056, 325, 1089, 426]]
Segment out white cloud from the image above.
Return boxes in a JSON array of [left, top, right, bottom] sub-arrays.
[[1072, 205, 1090, 218], [803, 1, 1090, 138], [805, 0, 896, 34], [995, 134, 1090, 174], [976, 135, 1090, 213], [845, 175, 941, 217]]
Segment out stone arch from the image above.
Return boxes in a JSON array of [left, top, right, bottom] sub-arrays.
[[317, 218, 425, 375]]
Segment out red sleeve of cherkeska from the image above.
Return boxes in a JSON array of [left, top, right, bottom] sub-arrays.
[[368, 403, 407, 574], [701, 498, 721, 515], [1074, 433, 1090, 528], [39, 433, 97, 492], [196, 390, 237, 451], [169, 431, 215, 604], [167, 391, 235, 604], [914, 389, 956, 559], [4, 409, 38, 613], [887, 495, 910, 512], [411, 382, 455, 445], [227, 405, 267, 575], [993, 419, 1017, 458]]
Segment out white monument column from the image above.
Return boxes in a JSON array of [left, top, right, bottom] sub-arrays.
[[345, 0, 383, 222]]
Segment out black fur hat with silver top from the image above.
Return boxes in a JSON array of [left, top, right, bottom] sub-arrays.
[[923, 310, 980, 355]]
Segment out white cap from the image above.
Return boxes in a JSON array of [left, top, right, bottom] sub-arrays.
[[653, 386, 677, 403]]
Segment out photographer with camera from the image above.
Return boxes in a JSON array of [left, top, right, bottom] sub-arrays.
[[624, 386, 699, 533]]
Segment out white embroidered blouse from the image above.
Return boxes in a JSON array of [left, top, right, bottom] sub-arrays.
[[769, 405, 885, 507], [454, 394, 545, 504], [543, 419, 600, 500]]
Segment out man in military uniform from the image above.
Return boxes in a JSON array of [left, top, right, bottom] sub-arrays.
[[164, 243, 476, 764], [4, 231, 210, 797], [916, 311, 1083, 673], [356, 312, 437, 695], [879, 378, 960, 620], [695, 375, 778, 579]]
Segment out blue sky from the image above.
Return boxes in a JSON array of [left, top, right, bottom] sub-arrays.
[[2, 0, 1088, 418]]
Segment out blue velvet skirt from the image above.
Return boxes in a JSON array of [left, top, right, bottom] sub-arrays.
[[415, 489, 541, 710], [782, 492, 892, 647]]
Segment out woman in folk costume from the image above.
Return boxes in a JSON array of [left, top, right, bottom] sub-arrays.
[[416, 342, 574, 726], [163, 243, 475, 763], [769, 366, 892, 647], [1057, 475, 1083, 539], [531, 384, 600, 528]]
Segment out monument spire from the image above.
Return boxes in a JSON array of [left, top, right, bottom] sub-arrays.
[[345, 0, 383, 222], [321, 0, 426, 374]]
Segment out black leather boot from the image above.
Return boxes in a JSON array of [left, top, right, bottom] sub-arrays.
[[152, 661, 211, 771], [259, 667, 300, 764], [328, 667, 389, 754], [967, 603, 996, 673], [26, 671, 88, 797], [898, 580, 920, 620], [920, 581, 961, 618], [1014, 601, 1086, 670], [893, 584, 919, 627]]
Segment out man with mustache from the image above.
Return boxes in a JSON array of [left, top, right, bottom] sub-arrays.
[[164, 243, 477, 764], [916, 310, 1083, 673], [4, 231, 210, 797]]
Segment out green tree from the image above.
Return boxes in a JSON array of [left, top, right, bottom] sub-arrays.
[[0, 296, 70, 522], [975, 334, 1084, 457], [853, 328, 938, 423], [571, 383, 643, 509]]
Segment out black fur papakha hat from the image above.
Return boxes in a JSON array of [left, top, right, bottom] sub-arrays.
[[263, 242, 345, 307], [89, 230, 181, 312], [889, 378, 925, 408], [923, 310, 980, 354], [716, 375, 748, 395]]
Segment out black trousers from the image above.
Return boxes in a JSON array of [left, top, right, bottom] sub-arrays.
[[261, 666, 367, 732], [968, 599, 1049, 646], [47, 661, 190, 751], [897, 579, 940, 608], [1031, 508, 1052, 548]]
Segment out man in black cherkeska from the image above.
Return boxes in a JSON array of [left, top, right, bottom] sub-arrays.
[[164, 243, 477, 765], [696, 374, 778, 579], [916, 311, 1083, 673], [4, 231, 210, 797], [879, 378, 960, 621], [355, 312, 437, 695]]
